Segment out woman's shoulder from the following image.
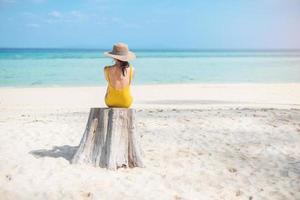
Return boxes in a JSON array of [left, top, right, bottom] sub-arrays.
[[104, 65, 115, 72]]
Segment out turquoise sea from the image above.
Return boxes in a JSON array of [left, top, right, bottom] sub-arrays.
[[0, 49, 300, 87]]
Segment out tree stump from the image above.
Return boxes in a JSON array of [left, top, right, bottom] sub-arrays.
[[71, 108, 144, 170]]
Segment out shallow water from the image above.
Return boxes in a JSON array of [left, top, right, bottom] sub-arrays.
[[0, 49, 300, 87]]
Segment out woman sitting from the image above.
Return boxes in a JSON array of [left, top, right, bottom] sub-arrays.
[[103, 43, 136, 108]]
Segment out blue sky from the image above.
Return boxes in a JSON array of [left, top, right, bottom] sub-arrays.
[[0, 0, 299, 49]]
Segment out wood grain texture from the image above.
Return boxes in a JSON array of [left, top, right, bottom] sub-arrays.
[[71, 108, 144, 170]]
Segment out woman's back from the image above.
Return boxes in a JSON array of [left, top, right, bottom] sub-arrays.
[[104, 64, 134, 108], [105, 65, 133, 90]]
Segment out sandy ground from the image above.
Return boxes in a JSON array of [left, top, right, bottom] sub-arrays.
[[0, 83, 300, 200]]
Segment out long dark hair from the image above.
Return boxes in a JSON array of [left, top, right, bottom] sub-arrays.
[[117, 60, 129, 76]]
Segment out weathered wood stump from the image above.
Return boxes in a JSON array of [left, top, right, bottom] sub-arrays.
[[71, 108, 144, 170]]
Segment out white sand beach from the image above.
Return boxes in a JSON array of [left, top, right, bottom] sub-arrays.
[[0, 83, 300, 200]]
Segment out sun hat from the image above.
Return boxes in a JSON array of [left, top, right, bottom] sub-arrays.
[[104, 42, 136, 61]]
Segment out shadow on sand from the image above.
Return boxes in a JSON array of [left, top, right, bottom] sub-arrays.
[[29, 145, 78, 163]]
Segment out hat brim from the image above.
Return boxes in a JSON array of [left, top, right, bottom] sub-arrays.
[[104, 51, 136, 61]]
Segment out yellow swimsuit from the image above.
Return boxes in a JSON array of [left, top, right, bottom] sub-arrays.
[[104, 65, 133, 108]]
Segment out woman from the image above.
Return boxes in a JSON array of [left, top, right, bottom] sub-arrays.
[[103, 43, 136, 108]]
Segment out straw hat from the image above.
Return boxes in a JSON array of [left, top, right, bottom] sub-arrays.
[[104, 42, 136, 61]]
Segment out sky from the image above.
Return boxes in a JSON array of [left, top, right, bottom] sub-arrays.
[[0, 0, 300, 49]]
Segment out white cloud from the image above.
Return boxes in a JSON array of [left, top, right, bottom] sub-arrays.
[[26, 23, 40, 28], [49, 11, 62, 18], [69, 10, 87, 20], [96, 16, 140, 29], [31, 0, 46, 3], [0, 0, 16, 4], [45, 10, 88, 24], [44, 19, 55, 24], [22, 12, 36, 18], [70, 10, 81, 17]]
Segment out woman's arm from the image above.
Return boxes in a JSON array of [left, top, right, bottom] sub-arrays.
[[104, 66, 109, 82]]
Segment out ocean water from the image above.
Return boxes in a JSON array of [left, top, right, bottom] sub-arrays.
[[0, 49, 300, 87]]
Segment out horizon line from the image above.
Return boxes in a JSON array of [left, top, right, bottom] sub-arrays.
[[1, 47, 300, 52]]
